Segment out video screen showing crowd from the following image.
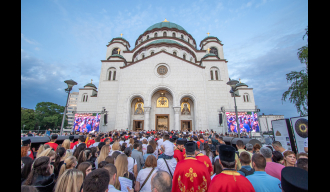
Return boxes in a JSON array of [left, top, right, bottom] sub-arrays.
[[73, 113, 100, 133], [226, 112, 260, 133]]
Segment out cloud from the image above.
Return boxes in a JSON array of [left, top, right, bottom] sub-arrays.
[[21, 33, 38, 45]]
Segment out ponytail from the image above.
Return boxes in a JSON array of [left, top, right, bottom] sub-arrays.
[[58, 156, 76, 179], [54, 147, 66, 173], [36, 145, 45, 158]]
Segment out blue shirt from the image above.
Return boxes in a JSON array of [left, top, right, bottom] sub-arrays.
[[246, 171, 281, 192], [237, 165, 253, 177]]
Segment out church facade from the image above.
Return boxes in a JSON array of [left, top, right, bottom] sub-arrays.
[[76, 20, 257, 133]]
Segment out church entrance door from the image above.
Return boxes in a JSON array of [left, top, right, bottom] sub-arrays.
[[133, 120, 144, 131], [181, 120, 192, 132], [155, 114, 169, 131]]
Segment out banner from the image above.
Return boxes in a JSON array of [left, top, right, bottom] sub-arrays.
[[290, 116, 308, 153], [225, 112, 259, 133], [73, 113, 100, 133], [271, 119, 293, 151]]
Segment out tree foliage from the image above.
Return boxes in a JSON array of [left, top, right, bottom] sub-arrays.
[[282, 27, 308, 116], [21, 108, 36, 130], [34, 102, 68, 130]]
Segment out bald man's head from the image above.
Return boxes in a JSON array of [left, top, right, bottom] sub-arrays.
[[151, 170, 172, 192]]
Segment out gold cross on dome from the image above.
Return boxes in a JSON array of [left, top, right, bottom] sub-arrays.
[[91, 79, 93, 84], [206, 47, 211, 53], [239, 78, 241, 83], [163, 18, 169, 22], [207, 32, 210, 36], [117, 48, 121, 54], [120, 33, 123, 37]]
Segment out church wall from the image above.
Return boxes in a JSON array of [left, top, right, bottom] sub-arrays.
[[106, 43, 127, 60], [107, 52, 209, 131], [235, 88, 256, 111], [76, 89, 99, 112]]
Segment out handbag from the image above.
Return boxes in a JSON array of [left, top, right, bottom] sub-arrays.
[[140, 168, 155, 190]]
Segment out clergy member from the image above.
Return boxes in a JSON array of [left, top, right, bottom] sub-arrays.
[[174, 139, 186, 162], [44, 134, 59, 150], [209, 145, 255, 192], [171, 141, 211, 192], [195, 144, 213, 176]]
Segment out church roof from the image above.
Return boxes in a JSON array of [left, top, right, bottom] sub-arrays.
[[84, 83, 97, 88], [146, 39, 183, 46], [144, 22, 188, 33], [201, 36, 221, 42], [108, 54, 126, 60], [202, 53, 217, 59], [111, 37, 128, 42], [237, 82, 248, 87]]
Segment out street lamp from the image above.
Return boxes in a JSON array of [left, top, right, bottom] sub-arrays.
[[60, 79, 78, 135], [227, 79, 244, 138]]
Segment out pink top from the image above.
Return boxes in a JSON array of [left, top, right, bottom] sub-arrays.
[[265, 162, 285, 181]]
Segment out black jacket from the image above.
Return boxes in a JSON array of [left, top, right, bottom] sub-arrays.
[[22, 173, 55, 192]]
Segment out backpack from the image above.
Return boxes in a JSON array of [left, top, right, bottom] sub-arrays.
[[239, 167, 255, 176], [198, 140, 204, 150]]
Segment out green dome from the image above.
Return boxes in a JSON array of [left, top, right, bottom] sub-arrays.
[[237, 83, 248, 87], [84, 83, 96, 88], [201, 36, 221, 42], [202, 53, 217, 59], [110, 37, 128, 42], [146, 39, 183, 46], [144, 22, 187, 33]]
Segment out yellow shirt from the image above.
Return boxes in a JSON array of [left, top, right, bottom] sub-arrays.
[[235, 149, 253, 171]]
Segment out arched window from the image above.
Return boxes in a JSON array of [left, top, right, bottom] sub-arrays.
[[210, 67, 220, 80], [181, 35, 184, 39], [112, 48, 119, 55], [183, 54, 186, 60], [151, 51, 154, 55], [107, 67, 116, 81], [188, 38, 190, 43], [173, 51, 177, 56], [147, 35, 149, 40], [243, 93, 250, 102], [210, 47, 218, 57], [82, 94, 88, 102], [172, 33, 176, 37], [142, 54, 145, 59], [190, 57, 192, 62], [163, 32, 167, 37], [154, 33, 158, 37]]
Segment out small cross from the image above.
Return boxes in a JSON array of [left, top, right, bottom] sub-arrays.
[[163, 18, 169, 22], [206, 47, 211, 53], [120, 33, 123, 37], [117, 48, 121, 54], [239, 78, 241, 83], [91, 79, 93, 84], [207, 32, 210, 36]]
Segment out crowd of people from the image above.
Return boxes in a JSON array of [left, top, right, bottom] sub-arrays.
[[21, 129, 308, 192]]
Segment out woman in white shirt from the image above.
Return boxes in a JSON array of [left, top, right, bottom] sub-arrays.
[[124, 147, 138, 178], [109, 142, 121, 156], [142, 139, 148, 155], [135, 155, 158, 192]]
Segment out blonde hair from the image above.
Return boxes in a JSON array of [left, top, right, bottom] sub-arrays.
[[97, 145, 110, 164], [37, 148, 56, 159], [58, 156, 77, 178], [112, 142, 120, 151], [62, 139, 71, 150], [129, 138, 134, 145], [54, 169, 84, 192], [63, 150, 72, 160], [114, 154, 128, 190], [36, 145, 45, 158]]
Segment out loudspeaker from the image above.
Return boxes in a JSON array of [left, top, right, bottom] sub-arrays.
[[104, 114, 107, 125], [219, 113, 223, 125]]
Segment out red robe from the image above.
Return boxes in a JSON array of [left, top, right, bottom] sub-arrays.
[[209, 170, 255, 192], [100, 138, 105, 142], [172, 157, 211, 192], [124, 135, 129, 140], [28, 150, 34, 160], [182, 148, 186, 159], [196, 153, 213, 176], [70, 142, 75, 149], [44, 142, 58, 150], [86, 139, 95, 148], [173, 149, 184, 162]]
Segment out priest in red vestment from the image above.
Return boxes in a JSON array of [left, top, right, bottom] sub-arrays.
[[173, 139, 186, 162], [22, 139, 34, 160], [172, 141, 211, 192], [44, 134, 59, 150], [86, 134, 95, 148], [69, 135, 75, 149], [195, 146, 213, 176], [209, 145, 255, 192]]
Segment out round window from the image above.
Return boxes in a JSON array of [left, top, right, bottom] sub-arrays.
[[157, 65, 168, 75]]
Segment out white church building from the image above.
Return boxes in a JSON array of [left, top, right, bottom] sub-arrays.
[[76, 19, 257, 133]]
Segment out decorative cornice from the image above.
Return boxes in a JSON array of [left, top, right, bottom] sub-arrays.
[[120, 50, 205, 69], [199, 37, 223, 47], [131, 41, 198, 63], [124, 36, 206, 54], [103, 55, 127, 66], [109, 37, 131, 47], [106, 41, 130, 50]]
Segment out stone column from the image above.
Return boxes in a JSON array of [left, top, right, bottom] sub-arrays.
[[173, 107, 181, 131], [144, 107, 151, 131]]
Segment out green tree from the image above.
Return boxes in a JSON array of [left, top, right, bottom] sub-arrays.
[[35, 102, 68, 130], [21, 108, 36, 130], [282, 27, 308, 116]]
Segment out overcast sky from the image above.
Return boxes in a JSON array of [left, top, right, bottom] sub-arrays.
[[21, 0, 308, 118]]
